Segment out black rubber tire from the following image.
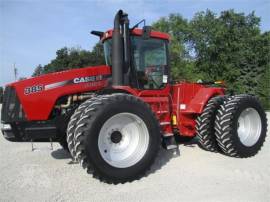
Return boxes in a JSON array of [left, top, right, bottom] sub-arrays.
[[66, 96, 103, 159], [196, 96, 227, 152], [214, 94, 267, 157], [73, 93, 161, 184]]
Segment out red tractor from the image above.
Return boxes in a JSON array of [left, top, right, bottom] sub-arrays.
[[1, 10, 267, 183]]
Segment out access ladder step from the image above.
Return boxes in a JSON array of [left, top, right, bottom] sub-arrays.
[[162, 136, 178, 150], [160, 122, 171, 126], [157, 110, 168, 114]]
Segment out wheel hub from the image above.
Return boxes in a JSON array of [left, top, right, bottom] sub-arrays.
[[237, 107, 262, 147], [110, 131, 122, 144], [98, 113, 150, 168]]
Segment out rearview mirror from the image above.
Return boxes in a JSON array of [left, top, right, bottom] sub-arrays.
[[142, 26, 151, 40]]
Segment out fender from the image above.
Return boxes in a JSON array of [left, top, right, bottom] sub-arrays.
[[171, 83, 225, 136], [185, 87, 225, 114]]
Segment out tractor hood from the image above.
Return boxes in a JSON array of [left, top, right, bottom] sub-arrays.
[[3, 65, 111, 121]]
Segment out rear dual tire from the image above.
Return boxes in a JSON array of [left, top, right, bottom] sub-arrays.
[[197, 94, 267, 158], [196, 96, 227, 152], [215, 95, 267, 157]]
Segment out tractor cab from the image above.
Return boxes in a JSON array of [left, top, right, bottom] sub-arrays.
[[103, 32, 169, 89], [92, 10, 170, 90]]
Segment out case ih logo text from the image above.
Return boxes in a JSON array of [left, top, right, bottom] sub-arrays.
[[73, 75, 103, 84]]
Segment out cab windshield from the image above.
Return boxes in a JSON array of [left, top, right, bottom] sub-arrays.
[[103, 36, 168, 89]]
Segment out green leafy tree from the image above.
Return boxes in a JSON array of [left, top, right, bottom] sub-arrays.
[[256, 32, 270, 109], [18, 77, 27, 81], [189, 10, 269, 108], [33, 43, 105, 76], [152, 14, 197, 81], [32, 64, 44, 77]]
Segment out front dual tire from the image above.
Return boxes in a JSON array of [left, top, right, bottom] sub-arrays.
[[72, 94, 161, 183]]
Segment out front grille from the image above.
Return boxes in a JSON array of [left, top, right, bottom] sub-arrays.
[[1, 86, 26, 123]]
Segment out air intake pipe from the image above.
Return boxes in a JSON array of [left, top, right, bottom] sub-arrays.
[[112, 10, 124, 86]]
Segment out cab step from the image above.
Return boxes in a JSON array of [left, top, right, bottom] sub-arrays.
[[162, 136, 178, 150], [31, 138, 54, 151], [160, 122, 171, 126]]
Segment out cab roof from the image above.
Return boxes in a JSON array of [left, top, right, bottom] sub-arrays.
[[101, 28, 170, 42]]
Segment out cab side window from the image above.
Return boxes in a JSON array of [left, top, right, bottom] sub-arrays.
[[131, 37, 168, 89]]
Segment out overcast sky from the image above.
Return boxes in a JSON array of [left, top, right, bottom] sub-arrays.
[[0, 0, 269, 86]]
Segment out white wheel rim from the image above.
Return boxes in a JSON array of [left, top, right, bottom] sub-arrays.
[[98, 113, 149, 168], [237, 108, 262, 147]]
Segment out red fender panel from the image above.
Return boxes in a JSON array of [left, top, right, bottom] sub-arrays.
[[185, 87, 225, 114], [8, 65, 111, 120]]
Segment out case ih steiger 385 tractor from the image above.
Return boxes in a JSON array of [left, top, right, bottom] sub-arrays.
[[1, 10, 267, 183]]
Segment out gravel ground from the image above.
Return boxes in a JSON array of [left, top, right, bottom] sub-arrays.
[[0, 104, 269, 202]]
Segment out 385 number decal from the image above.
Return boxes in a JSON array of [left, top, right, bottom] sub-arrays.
[[24, 85, 44, 95]]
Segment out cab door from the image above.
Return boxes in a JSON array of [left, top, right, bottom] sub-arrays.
[[131, 36, 170, 94]]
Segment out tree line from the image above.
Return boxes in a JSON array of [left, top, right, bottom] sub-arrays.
[[29, 9, 269, 109]]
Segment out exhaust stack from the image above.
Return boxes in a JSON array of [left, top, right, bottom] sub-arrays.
[[112, 10, 124, 86]]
